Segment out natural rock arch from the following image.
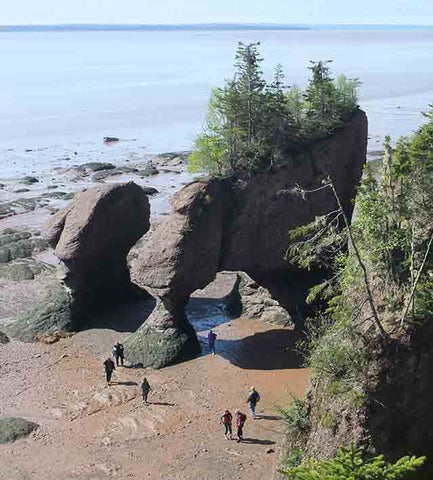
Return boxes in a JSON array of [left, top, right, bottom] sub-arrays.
[[124, 110, 368, 368]]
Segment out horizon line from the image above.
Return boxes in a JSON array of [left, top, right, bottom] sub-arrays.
[[1, 22, 433, 30]]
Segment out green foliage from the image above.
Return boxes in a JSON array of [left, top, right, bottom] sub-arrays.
[[283, 448, 304, 469], [280, 445, 426, 479], [188, 43, 359, 176], [275, 396, 311, 441], [180, 218, 194, 238]]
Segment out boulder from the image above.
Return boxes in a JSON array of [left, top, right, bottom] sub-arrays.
[[44, 182, 150, 304], [127, 110, 368, 368], [224, 272, 292, 325], [8, 183, 150, 341], [0, 418, 39, 444]]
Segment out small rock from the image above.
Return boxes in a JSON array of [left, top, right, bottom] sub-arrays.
[[141, 187, 159, 195], [266, 448, 275, 454], [0, 331, 9, 344], [20, 176, 39, 185]]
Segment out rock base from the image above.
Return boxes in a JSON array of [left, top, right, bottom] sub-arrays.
[[124, 301, 201, 369]]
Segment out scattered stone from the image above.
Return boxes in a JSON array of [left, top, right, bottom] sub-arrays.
[[0, 230, 49, 264], [41, 191, 75, 200], [46, 185, 59, 190], [36, 330, 74, 345], [103, 136, 119, 143], [0, 418, 39, 444], [13, 188, 30, 193], [20, 176, 39, 185], [78, 162, 116, 172], [141, 187, 159, 196], [0, 331, 9, 344], [138, 163, 159, 177], [91, 166, 139, 182], [266, 448, 275, 454]]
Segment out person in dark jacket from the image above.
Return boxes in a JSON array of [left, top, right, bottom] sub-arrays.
[[220, 409, 233, 440], [103, 357, 115, 384], [141, 377, 152, 404], [114, 342, 125, 366], [234, 410, 247, 442], [207, 330, 217, 355], [247, 386, 260, 419]]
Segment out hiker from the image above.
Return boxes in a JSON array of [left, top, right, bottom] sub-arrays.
[[111, 344, 117, 359], [103, 357, 115, 385], [207, 330, 217, 355], [247, 386, 260, 419], [114, 341, 125, 366], [234, 409, 247, 443], [141, 377, 152, 404], [220, 409, 233, 440]]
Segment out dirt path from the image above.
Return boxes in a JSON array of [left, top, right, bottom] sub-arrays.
[[0, 316, 309, 480]]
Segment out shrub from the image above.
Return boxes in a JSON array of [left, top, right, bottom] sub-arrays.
[[280, 445, 426, 479], [275, 396, 311, 440]]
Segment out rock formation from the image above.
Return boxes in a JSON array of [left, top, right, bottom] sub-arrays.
[[8, 182, 150, 340], [297, 312, 433, 477], [125, 109, 368, 368]]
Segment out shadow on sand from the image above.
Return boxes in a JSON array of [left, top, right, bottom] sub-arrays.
[[198, 328, 304, 370], [86, 287, 156, 332], [255, 414, 281, 421], [241, 438, 276, 445], [110, 381, 138, 387]]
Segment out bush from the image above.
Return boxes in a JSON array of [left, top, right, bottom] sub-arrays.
[[280, 445, 426, 479], [275, 396, 311, 440]]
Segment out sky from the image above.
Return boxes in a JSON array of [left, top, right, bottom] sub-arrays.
[[1, 0, 433, 26]]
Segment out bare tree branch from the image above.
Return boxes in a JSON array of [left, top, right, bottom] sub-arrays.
[[400, 231, 433, 328], [327, 175, 388, 340]]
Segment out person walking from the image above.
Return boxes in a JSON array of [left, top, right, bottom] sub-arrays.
[[103, 357, 115, 385], [114, 341, 125, 366], [234, 409, 247, 443], [220, 409, 233, 440], [247, 386, 260, 419], [111, 344, 118, 360], [141, 377, 152, 404], [207, 330, 217, 355]]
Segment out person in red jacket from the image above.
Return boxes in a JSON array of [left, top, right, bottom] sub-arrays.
[[220, 409, 233, 440], [234, 410, 247, 443]]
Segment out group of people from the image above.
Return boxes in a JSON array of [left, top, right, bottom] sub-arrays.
[[103, 341, 125, 385], [103, 338, 263, 445], [102, 341, 153, 405], [220, 387, 261, 442]]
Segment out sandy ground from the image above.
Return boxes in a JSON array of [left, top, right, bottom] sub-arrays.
[[0, 312, 309, 480], [0, 149, 310, 479]]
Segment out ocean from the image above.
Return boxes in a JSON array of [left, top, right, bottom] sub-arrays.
[[1, 25, 433, 178]]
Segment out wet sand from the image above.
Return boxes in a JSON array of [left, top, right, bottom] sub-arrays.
[[0, 144, 310, 479], [0, 311, 309, 480]]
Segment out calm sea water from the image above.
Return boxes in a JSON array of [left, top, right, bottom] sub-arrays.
[[1, 27, 433, 178]]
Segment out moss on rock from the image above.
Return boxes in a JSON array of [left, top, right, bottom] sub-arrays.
[[0, 418, 39, 444], [6, 283, 76, 342]]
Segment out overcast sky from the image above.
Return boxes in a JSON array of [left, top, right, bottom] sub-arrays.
[[2, 0, 433, 26]]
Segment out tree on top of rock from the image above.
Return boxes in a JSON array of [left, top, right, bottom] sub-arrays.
[[188, 43, 360, 177]]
